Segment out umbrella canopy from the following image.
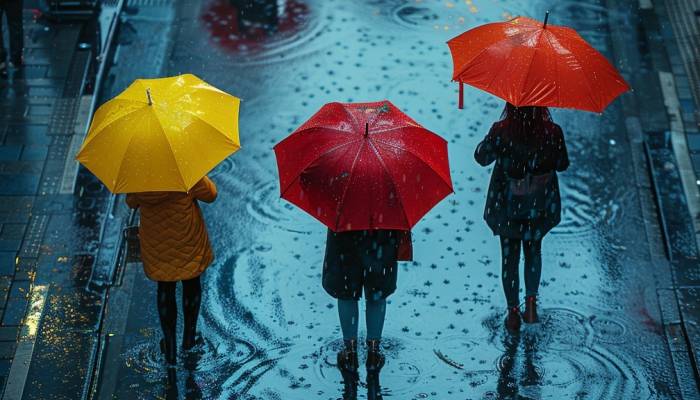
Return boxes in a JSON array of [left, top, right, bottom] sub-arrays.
[[76, 74, 240, 193], [273, 101, 453, 232], [447, 15, 630, 112]]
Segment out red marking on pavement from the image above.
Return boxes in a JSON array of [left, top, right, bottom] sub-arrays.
[[201, 0, 310, 53]]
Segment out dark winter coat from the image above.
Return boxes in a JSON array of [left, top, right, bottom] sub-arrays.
[[322, 229, 402, 300], [474, 122, 569, 240]]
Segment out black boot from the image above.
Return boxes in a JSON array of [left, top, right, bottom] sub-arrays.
[[366, 339, 384, 400], [337, 339, 358, 400]]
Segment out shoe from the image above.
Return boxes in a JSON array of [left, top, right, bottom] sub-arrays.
[[523, 295, 538, 324], [182, 332, 203, 351], [337, 339, 358, 400], [160, 337, 177, 366], [366, 339, 384, 400], [505, 306, 521, 332]]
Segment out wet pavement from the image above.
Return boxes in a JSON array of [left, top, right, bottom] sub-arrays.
[[85, 0, 689, 399]]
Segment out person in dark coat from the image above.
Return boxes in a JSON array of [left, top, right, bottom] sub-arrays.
[[0, 0, 24, 76], [323, 228, 406, 400], [474, 103, 569, 331]]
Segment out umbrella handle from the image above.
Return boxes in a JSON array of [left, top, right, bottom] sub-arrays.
[[458, 81, 464, 110], [543, 11, 549, 28], [146, 88, 153, 106]]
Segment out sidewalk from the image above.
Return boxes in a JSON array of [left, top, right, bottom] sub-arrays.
[[0, 7, 120, 400], [606, 0, 700, 396]]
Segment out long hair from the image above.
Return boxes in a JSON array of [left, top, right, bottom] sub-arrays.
[[494, 103, 558, 178]]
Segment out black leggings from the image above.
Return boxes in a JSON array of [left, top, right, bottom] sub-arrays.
[[500, 237, 542, 308], [157, 276, 202, 347]]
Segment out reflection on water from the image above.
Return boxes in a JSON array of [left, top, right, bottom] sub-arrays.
[[107, 0, 679, 398]]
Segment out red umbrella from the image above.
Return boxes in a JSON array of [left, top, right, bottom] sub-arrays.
[[273, 101, 453, 232], [447, 14, 630, 112]]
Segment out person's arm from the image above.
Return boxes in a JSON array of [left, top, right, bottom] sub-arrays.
[[555, 126, 570, 172], [125, 194, 140, 209], [190, 176, 218, 203], [474, 125, 499, 166]]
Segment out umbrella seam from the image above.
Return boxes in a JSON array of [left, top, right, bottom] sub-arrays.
[[483, 40, 519, 98], [516, 30, 544, 104], [546, 33, 600, 111], [371, 137, 453, 190], [333, 141, 365, 231], [278, 139, 362, 197], [150, 109, 190, 191], [366, 139, 412, 229], [112, 118, 142, 193]]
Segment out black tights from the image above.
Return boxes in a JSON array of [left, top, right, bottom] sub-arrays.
[[157, 276, 202, 349], [500, 237, 542, 308]]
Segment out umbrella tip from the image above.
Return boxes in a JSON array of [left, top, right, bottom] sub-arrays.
[[364, 122, 369, 137], [543, 11, 549, 28], [146, 88, 153, 106]]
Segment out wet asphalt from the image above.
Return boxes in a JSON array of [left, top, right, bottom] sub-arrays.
[[98, 0, 683, 398]]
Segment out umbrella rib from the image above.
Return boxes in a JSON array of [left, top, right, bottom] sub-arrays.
[[333, 141, 365, 231], [516, 31, 544, 104], [483, 42, 518, 96], [279, 139, 362, 197], [150, 110, 189, 191], [371, 137, 453, 190], [112, 124, 141, 193], [547, 34, 599, 111], [366, 139, 411, 229]]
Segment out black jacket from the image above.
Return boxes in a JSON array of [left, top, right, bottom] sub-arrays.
[[474, 121, 569, 240]]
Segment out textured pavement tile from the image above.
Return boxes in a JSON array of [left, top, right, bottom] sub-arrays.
[[0, 327, 19, 342], [1, 297, 28, 326], [4, 124, 50, 146], [0, 277, 11, 309], [0, 341, 16, 359], [0, 359, 11, 374], [9, 281, 30, 299], [20, 146, 48, 161], [0, 174, 40, 195], [0, 146, 22, 161], [0, 224, 27, 241], [0, 253, 15, 276]]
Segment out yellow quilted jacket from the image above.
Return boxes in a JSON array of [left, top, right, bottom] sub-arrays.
[[126, 176, 217, 282]]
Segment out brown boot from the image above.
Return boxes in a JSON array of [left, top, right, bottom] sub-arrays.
[[366, 339, 384, 400], [505, 306, 521, 332], [337, 339, 358, 400], [523, 295, 538, 323]]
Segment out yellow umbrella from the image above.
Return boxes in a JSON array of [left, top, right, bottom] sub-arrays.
[[76, 74, 240, 193]]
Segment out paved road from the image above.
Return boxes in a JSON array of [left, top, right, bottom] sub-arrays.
[[96, 0, 684, 399]]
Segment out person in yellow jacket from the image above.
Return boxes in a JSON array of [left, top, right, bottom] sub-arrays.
[[126, 176, 217, 365]]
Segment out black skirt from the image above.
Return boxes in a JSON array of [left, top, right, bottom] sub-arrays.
[[322, 229, 400, 300]]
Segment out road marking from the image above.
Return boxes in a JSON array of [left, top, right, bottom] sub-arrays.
[[2, 285, 48, 400]]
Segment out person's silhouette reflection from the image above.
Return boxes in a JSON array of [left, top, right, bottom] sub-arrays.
[[495, 331, 543, 399], [229, 0, 279, 35], [496, 333, 520, 399], [163, 358, 204, 400], [164, 367, 178, 400], [522, 333, 540, 386]]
